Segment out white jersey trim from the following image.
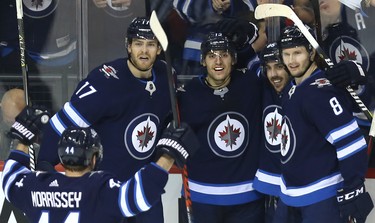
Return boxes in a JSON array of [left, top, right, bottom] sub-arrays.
[[280, 173, 343, 197], [337, 137, 367, 160], [188, 180, 255, 195], [326, 120, 358, 144], [255, 169, 281, 186], [63, 102, 90, 128]]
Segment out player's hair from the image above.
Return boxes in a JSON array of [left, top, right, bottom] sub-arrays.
[[200, 32, 237, 64], [126, 17, 156, 45], [58, 127, 103, 171]]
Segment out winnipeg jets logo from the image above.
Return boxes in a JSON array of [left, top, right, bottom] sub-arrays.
[[330, 36, 369, 71], [31, 0, 44, 9], [100, 65, 119, 79], [125, 114, 159, 160], [23, 0, 58, 18], [263, 106, 283, 153], [103, 0, 133, 18], [208, 112, 249, 158], [279, 116, 296, 164], [218, 117, 241, 148], [136, 118, 155, 150], [310, 78, 331, 88]]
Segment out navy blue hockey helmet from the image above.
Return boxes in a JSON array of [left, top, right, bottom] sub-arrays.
[[200, 32, 236, 63], [279, 25, 314, 51], [58, 127, 103, 167], [126, 17, 155, 42], [260, 42, 282, 64]]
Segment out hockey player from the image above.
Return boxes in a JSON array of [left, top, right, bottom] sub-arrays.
[[2, 105, 197, 223], [253, 42, 292, 223], [178, 32, 264, 223], [36, 17, 173, 223], [275, 25, 373, 223]]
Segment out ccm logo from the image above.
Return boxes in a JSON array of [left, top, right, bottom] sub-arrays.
[[337, 186, 364, 202]]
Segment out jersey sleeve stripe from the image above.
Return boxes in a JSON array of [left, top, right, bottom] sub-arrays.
[[2, 160, 30, 201], [119, 180, 133, 217], [134, 171, 151, 212], [51, 114, 67, 135], [326, 119, 359, 144], [336, 137, 367, 160], [63, 102, 90, 127]]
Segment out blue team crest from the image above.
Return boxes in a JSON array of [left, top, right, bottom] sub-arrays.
[[280, 116, 296, 164], [23, 0, 58, 18], [329, 36, 370, 71], [263, 105, 283, 153], [125, 114, 159, 160], [103, 1, 133, 18], [207, 112, 249, 158]]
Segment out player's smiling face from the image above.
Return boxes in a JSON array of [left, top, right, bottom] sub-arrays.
[[127, 38, 161, 72], [281, 46, 311, 78], [265, 61, 289, 93], [203, 50, 234, 87]]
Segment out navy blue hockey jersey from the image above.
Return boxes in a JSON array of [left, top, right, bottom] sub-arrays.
[[2, 150, 168, 223], [178, 69, 263, 205], [253, 76, 293, 197], [37, 58, 171, 181], [279, 69, 368, 207]]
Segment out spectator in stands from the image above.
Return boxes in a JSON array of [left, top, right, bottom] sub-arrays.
[[0, 88, 26, 160]]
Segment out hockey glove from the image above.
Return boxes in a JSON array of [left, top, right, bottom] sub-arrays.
[[9, 105, 51, 146], [337, 183, 374, 223], [156, 122, 199, 168], [215, 18, 258, 50], [326, 60, 367, 89]]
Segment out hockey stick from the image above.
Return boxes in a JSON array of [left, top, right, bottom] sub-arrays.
[[150, 11, 194, 223], [255, 3, 373, 123], [15, 0, 36, 171]]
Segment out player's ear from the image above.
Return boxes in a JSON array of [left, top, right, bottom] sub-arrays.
[[200, 54, 206, 66], [310, 49, 316, 61], [157, 44, 162, 55]]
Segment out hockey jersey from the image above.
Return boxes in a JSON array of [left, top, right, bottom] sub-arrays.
[[37, 58, 171, 181], [2, 150, 168, 223], [253, 76, 293, 197], [178, 69, 263, 205], [279, 69, 368, 207]]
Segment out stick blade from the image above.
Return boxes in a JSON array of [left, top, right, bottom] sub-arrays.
[[150, 10, 168, 51], [255, 3, 293, 20]]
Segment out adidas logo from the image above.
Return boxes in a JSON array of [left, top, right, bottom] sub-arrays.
[[49, 180, 59, 187]]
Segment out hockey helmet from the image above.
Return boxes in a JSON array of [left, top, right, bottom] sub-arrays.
[[260, 42, 282, 64], [126, 17, 155, 42], [58, 127, 103, 167], [200, 32, 236, 63], [279, 25, 314, 51]]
